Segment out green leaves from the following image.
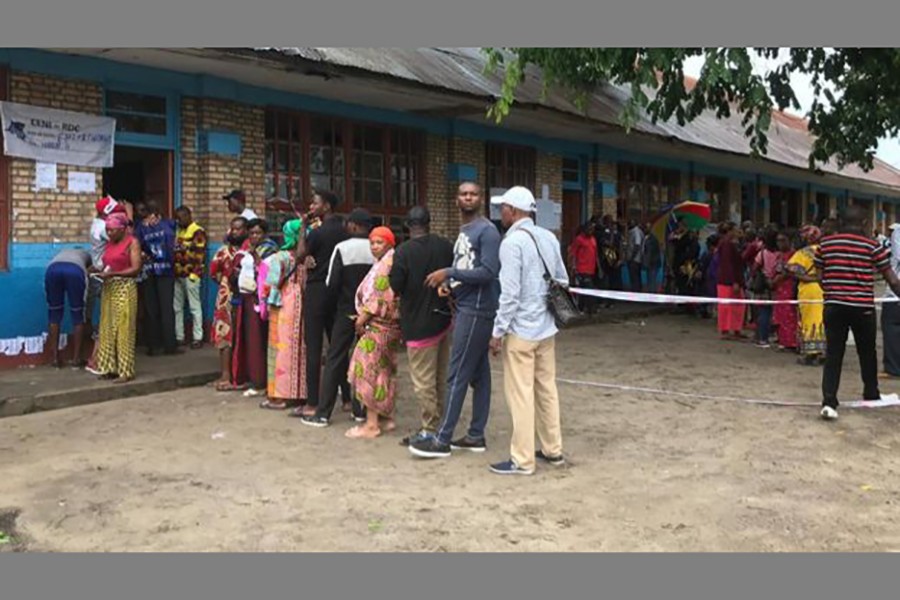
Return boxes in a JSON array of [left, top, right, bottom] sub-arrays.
[[482, 47, 900, 172]]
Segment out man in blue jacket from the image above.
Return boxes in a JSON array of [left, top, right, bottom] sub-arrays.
[[409, 181, 501, 459]]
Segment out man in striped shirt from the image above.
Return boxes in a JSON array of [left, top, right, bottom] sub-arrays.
[[814, 205, 900, 421]]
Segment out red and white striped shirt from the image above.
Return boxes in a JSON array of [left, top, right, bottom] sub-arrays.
[[814, 233, 891, 307]]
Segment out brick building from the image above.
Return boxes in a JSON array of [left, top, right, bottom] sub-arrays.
[[2, 47, 900, 365]]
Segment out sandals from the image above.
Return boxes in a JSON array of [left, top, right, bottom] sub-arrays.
[[288, 405, 317, 418], [259, 399, 289, 410], [215, 381, 246, 392]]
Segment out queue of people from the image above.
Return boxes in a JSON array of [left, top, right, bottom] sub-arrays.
[[152, 182, 565, 475]]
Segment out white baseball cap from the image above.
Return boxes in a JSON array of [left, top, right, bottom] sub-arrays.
[[490, 186, 536, 212]]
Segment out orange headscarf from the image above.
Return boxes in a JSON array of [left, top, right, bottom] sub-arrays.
[[369, 226, 396, 248]]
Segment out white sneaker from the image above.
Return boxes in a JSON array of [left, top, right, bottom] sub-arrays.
[[820, 406, 839, 421], [243, 388, 264, 398]]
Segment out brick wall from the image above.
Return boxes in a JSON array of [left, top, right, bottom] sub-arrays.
[[9, 72, 103, 243], [428, 136, 486, 238], [184, 98, 266, 237], [536, 152, 562, 201]]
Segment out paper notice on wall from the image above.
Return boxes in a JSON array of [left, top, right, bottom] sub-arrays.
[[489, 187, 507, 220], [67, 171, 97, 194], [34, 162, 58, 191]]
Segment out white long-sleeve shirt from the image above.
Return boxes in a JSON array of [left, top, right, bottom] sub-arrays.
[[492, 218, 569, 342]]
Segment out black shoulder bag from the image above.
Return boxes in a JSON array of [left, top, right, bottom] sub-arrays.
[[519, 228, 586, 328]]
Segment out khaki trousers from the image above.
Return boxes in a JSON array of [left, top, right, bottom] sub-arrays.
[[407, 334, 451, 434], [502, 333, 563, 471]]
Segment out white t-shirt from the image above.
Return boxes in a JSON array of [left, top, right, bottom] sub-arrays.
[[241, 208, 259, 221], [89, 217, 108, 269]]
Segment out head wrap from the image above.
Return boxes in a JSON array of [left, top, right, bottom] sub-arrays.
[[369, 226, 396, 248], [105, 212, 130, 230], [281, 218, 303, 250], [800, 225, 822, 244], [96, 195, 125, 217]]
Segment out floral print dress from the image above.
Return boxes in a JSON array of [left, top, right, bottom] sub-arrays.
[[348, 249, 402, 417]]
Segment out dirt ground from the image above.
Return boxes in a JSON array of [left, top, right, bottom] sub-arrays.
[[3, 313, 900, 552]]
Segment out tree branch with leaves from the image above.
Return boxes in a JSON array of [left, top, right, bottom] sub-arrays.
[[483, 47, 900, 172]]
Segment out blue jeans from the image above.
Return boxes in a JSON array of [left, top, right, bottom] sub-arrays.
[[756, 305, 773, 343], [435, 311, 494, 444]]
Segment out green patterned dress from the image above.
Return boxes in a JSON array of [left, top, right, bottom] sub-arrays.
[[348, 249, 402, 417]]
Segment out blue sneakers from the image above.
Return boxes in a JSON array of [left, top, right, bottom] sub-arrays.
[[488, 459, 534, 476]]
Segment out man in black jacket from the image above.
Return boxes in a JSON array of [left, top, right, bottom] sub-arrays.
[[389, 206, 455, 445], [291, 190, 348, 418], [300, 208, 375, 427]]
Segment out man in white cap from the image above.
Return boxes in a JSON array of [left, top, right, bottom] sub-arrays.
[[487, 186, 569, 475]]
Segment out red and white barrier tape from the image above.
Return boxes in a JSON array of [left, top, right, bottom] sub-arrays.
[[569, 287, 900, 306], [555, 376, 900, 409]]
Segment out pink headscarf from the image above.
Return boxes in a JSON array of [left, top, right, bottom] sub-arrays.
[[105, 212, 130, 230]]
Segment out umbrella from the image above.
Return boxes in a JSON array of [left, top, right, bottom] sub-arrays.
[[650, 201, 712, 247]]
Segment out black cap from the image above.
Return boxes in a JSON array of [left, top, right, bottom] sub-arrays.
[[406, 206, 431, 227], [223, 189, 246, 202], [348, 208, 372, 226]]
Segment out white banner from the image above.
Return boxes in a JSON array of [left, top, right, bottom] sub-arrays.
[[0, 101, 116, 168]]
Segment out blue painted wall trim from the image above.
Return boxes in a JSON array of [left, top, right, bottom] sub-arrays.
[[446, 163, 478, 182], [690, 190, 708, 203], [562, 181, 583, 191], [593, 181, 617, 198], [198, 130, 242, 157], [0, 241, 222, 339]]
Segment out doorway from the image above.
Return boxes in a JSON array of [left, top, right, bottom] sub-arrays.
[[102, 146, 174, 217], [561, 189, 583, 250]]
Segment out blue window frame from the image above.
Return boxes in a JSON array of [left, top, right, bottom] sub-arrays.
[[103, 84, 178, 150]]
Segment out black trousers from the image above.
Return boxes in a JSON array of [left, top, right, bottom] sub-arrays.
[[881, 302, 900, 377], [142, 274, 177, 353], [315, 307, 358, 419], [822, 304, 880, 408], [304, 281, 335, 408]]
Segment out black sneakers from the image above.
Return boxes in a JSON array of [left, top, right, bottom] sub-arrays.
[[450, 436, 487, 453], [299, 415, 330, 428], [408, 436, 451, 458], [536, 450, 566, 466]]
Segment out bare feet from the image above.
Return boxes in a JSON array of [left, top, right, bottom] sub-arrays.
[[380, 418, 396, 433], [113, 376, 134, 384], [345, 425, 381, 439]]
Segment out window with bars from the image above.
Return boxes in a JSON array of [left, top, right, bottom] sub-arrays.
[[705, 175, 730, 222], [264, 109, 425, 240], [486, 143, 536, 190], [617, 163, 681, 223]]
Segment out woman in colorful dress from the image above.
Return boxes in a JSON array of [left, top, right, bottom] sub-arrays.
[[209, 216, 249, 391], [787, 225, 826, 365], [230, 219, 278, 398], [346, 226, 403, 439], [771, 231, 798, 351], [94, 212, 143, 383], [259, 219, 309, 410]]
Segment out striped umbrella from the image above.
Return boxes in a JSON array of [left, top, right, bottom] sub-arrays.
[[650, 200, 712, 247]]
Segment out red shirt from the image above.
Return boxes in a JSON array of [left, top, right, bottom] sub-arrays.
[[717, 240, 745, 286], [568, 234, 598, 275]]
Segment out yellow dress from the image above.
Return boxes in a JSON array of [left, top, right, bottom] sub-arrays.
[[786, 245, 825, 357]]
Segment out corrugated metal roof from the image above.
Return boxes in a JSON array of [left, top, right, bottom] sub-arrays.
[[256, 47, 900, 191]]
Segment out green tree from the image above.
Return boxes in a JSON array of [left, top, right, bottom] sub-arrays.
[[483, 48, 900, 172]]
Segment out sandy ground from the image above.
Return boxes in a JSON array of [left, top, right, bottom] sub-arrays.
[[3, 313, 900, 552]]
